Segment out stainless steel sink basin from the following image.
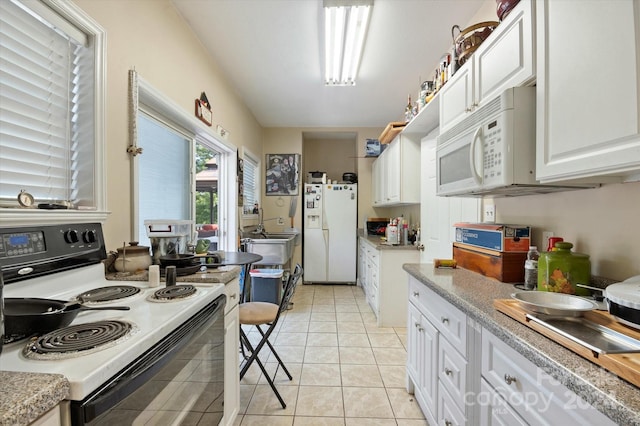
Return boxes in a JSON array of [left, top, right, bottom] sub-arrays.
[[243, 233, 296, 265]]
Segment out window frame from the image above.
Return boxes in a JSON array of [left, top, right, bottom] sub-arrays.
[[0, 0, 107, 226], [241, 147, 261, 218], [132, 75, 238, 251]]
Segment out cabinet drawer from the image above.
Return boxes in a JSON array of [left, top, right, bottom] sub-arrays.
[[438, 381, 466, 426], [224, 278, 240, 314], [479, 378, 527, 426], [438, 334, 467, 411], [408, 277, 467, 355], [482, 330, 615, 426]]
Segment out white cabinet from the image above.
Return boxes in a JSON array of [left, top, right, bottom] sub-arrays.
[[535, 0, 640, 182], [358, 238, 378, 314], [30, 404, 64, 426], [439, 0, 535, 132], [479, 379, 527, 426], [361, 237, 420, 327], [372, 135, 420, 206], [406, 276, 481, 425], [222, 278, 240, 426], [407, 302, 438, 426], [357, 238, 367, 288], [365, 242, 379, 314], [481, 329, 616, 426]]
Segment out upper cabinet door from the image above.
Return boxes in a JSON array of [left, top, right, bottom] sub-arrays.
[[439, 64, 474, 132], [474, 0, 535, 105], [536, 0, 640, 182], [439, 0, 535, 133]]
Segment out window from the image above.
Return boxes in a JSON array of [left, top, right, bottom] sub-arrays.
[[131, 73, 237, 251], [242, 150, 260, 214], [0, 0, 105, 215], [136, 111, 193, 246]]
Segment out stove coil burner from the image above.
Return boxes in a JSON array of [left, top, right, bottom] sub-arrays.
[[23, 320, 134, 360], [75, 286, 141, 304], [150, 285, 197, 302]]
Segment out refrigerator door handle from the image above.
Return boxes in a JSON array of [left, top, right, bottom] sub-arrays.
[[322, 195, 328, 230]]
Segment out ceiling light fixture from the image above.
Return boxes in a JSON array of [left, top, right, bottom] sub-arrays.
[[324, 0, 372, 86]]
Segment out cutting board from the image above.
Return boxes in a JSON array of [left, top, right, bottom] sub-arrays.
[[494, 298, 640, 388]]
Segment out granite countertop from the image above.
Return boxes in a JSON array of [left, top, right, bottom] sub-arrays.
[[0, 266, 239, 425], [403, 263, 640, 425], [0, 372, 69, 426], [358, 229, 418, 251]]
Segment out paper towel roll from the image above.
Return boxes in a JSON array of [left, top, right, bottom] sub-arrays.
[[148, 265, 160, 288]]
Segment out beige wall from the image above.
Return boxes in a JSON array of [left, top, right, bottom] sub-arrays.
[[492, 182, 640, 281], [303, 138, 357, 184], [74, 0, 262, 251], [261, 127, 383, 266]]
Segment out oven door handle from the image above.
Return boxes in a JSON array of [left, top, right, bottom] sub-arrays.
[[72, 296, 225, 424]]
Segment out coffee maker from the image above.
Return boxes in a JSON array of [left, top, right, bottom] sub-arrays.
[[144, 219, 194, 265]]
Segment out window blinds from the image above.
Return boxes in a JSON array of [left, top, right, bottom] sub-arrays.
[[243, 154, 258, 212], [0, 0, 91, 204]]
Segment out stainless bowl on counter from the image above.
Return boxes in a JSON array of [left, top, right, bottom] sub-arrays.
[[511, 291, 598, 317]]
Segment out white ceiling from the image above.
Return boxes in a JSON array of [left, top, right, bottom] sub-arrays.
[[172, 0, 488, 129]]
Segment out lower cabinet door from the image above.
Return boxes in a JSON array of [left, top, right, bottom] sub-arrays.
[[438, 381, 466, 425], [223, 304, 240, 426]]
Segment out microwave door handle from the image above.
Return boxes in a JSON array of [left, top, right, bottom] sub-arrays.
[[469, 126, 483, 184]]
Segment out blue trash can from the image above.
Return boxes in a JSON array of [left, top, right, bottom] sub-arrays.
[[249, 269, 284, 303]]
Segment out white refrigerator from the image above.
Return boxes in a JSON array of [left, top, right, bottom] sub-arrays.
[[303, 183, 358, 284]]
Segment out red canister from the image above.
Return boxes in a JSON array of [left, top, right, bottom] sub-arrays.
[[547, 237, 564, 252]]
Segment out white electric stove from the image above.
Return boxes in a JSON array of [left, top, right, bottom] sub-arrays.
[[0, 223, 226, 425]]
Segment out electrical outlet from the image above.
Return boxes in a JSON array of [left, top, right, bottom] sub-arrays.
[[542, 231, 554, 251], [483, 204, 496, 223], [277, 217, 284, 226]]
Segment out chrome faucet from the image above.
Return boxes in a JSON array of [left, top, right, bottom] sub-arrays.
[[253, 208, 282, 236]]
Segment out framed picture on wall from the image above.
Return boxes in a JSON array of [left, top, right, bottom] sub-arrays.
[[265, 153, 300, 196], [237, 152, 244, 206]]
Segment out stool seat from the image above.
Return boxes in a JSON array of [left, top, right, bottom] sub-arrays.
[[239, 302, 278, 325]]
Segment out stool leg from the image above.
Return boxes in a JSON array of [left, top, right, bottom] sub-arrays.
[[255, 325, 292, 380], [239, 327, 287, 408]]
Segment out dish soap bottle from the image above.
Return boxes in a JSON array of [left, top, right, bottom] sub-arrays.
[[387, 219, 398, 245], [523, 246, 539, 290]]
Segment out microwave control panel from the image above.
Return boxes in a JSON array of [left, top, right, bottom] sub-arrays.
[[482, 120, 503, 181]]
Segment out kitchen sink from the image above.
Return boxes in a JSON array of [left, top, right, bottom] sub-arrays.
[[243, 233, 296, 265]]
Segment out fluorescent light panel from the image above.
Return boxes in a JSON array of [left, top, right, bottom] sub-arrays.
[[324, 1, 371, 86]]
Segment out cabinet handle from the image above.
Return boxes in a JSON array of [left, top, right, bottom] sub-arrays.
[[412, 291, 419, 297], [504, 374, 517, 385], [465, 107, 472, 112], [230, 293, 237, 299], [441, 316, 449, 324], [444, 368, 453, 376]]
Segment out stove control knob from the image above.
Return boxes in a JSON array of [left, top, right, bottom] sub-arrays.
[[64, 229, 79, 244], [83, 230, 97, 244]]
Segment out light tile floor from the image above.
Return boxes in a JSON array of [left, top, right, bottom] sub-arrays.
[[236, 284, 427, 426]]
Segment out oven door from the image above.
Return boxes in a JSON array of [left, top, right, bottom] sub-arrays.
[[70, 295, 226, 425]]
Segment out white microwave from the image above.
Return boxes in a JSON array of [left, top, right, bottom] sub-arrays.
[[436, 87, 594, 197]]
